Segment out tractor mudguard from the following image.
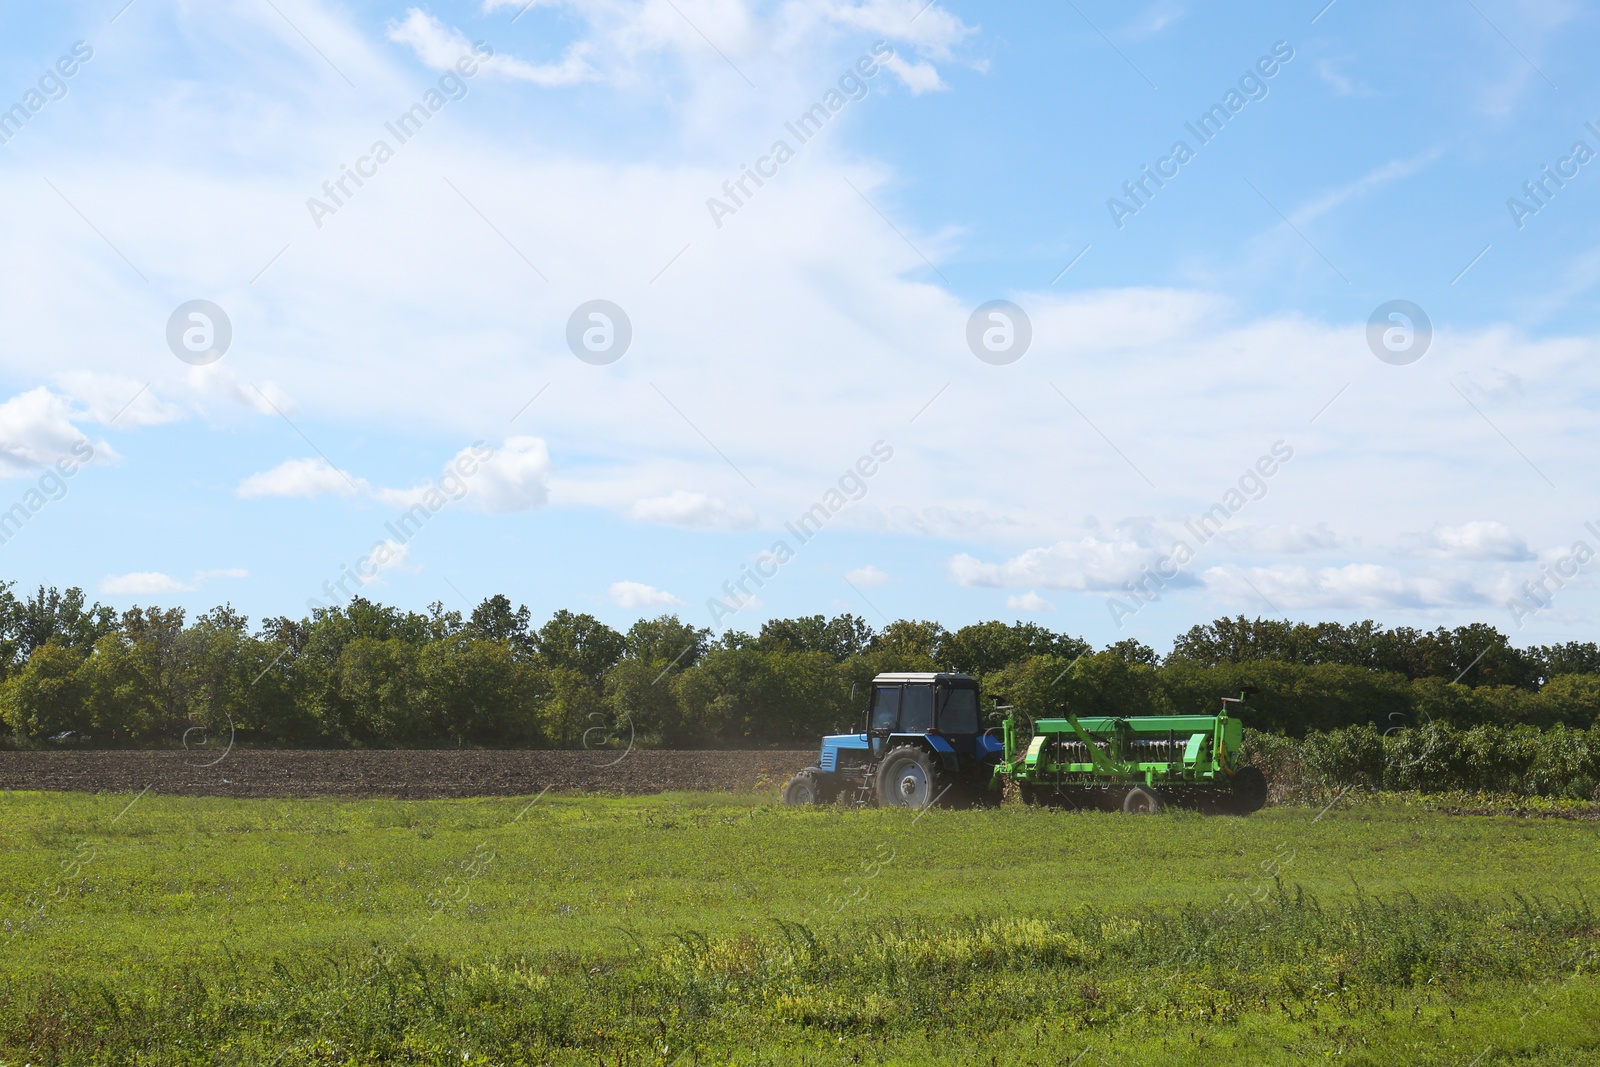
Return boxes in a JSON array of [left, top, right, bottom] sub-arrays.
[[887, 732, 960, 773]]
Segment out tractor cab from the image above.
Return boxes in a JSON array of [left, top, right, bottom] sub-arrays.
[[866, 672, 989, 761]]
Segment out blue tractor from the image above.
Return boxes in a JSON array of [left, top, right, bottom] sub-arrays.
[[782, 672, 1006, 809]]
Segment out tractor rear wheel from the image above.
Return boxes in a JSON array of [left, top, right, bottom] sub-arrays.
[[874, 745, 948, 810], [1122, 786, 1162, 814], [1230, 766, 1268, 814], [782, 768, 824, 806]]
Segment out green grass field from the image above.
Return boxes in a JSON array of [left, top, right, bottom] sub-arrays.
[[2, 789, 1598, 1065]]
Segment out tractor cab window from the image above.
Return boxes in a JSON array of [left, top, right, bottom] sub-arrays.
[[900, 684, 934, 732], [937, 686, 980, 734], [870, 686, 901, 732]]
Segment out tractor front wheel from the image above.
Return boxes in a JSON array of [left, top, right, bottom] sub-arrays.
[[782, 768, 824, 806], [874, 745, 948, 810]]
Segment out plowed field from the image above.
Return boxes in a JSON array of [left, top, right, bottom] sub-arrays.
[[0, 748, 816, 798]]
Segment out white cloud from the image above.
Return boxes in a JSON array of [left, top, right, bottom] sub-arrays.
[[1031, 287, 1226, 355], [630, 490, 757, 530], [798, 0, 976, 59], [388, 8, 596, 86], [1124, 1, 1186, 38], [1287, 152, 1441, 229], [609, 580, 685, 609], [238, 440, 548, 513], [948, 533, 1162, 592], [371, 484, 428, 508], [1315, 58, 1357, 96], [459, 0, 977, 94], [55, 374, 182, 428], [371, 539, 412, 575], [1202, 563, 1491, 611], [1216, 523, 1341, 554], [879, 55, 946, 93], [99, 567, 249, 596], [1454, 367, 1524, 404], [844, 564, 890, 587], [203, 373, 297, 418], [1006, 591, 1053, 612], [0, 388, 108, 478], [466, 437, 552, 513], [724, 591, 764, 613], [100, 571, 191, 595], [237, 458, 368, 500], [1419, 521, 1534, 561]]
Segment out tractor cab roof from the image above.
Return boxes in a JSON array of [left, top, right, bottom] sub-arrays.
[[871, 672, 978, 685]]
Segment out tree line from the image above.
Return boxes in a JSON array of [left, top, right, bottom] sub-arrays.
[[2, 583, 1599, 750]]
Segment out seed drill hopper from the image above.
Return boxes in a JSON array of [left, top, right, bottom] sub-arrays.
[[1000, 694, 1267, 813]]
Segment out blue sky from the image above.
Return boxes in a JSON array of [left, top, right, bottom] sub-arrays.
[[0, 0, 1598, 649]]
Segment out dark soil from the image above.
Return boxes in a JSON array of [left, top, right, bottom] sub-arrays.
[[0, 748, 817, 799]]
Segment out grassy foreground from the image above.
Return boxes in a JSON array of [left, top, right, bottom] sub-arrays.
[[0, 790, 1598, 1065]]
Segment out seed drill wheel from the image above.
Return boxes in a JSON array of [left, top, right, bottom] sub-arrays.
[[1019, 784, 1071, 809], [1122, 786, 1162, 814], [1229, 766, 1269, 814], [874, 745, 947, 810], [782, 768, 822, 806]]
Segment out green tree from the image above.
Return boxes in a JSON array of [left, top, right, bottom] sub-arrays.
[[624, 614, 710, 670], [536, 611, 626, 685], [539, 666, 609, 748], [1530, 673, 1600, 727], [338, 637, 425, 743], [985, 652, 1162, 723], [605, 656, 684, 747], [864, 620, 945, 672], [418, 636, 540, 744], [1530, 641, 1600, 680], [78, 633, 164, 741], [938, 621, 1089, 678], [176, 605, 257, 738], [1, 585, 118, 676], [1158, 659, 1411, 735], [1104, 638, 1160, 666], [465, 595, 533, 654], [756, 614, 874, 661], [119, 606, 190, 736], [0, 643, 90, 739], [675, 647, 851, 745]]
